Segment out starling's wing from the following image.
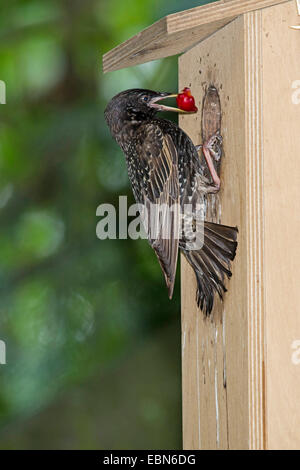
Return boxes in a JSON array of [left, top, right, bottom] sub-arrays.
[[136, 124, 179, 299]]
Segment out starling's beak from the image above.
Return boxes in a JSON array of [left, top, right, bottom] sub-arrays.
[[149, 93, 196, 114]]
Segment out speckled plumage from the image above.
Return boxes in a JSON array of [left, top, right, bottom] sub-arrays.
[[105, 89, 237, 315]]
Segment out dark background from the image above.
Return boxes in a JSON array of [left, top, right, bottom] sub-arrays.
[[0, 0, 215, 449]]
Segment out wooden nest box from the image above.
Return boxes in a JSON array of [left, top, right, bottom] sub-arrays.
[[103, 0, 300, 450]]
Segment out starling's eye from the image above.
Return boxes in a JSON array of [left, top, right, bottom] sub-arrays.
[[142, 96, 149, 103]]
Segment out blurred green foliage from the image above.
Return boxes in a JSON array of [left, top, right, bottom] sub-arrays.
[[0, 0, 216, 449]]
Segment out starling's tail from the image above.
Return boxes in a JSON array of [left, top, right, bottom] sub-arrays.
[[183, 221, 238, 316]]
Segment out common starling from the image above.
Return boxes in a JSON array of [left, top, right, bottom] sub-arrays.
[[104, 89, 238, 315]]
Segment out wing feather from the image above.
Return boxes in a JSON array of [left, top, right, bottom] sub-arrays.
[[136, 124, 179, 298]]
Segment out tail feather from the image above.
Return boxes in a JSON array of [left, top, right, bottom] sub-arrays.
[[202, 244, 232, 278], [183, 221, 238, 316], [194, 253, 226, 299], [203, 239, 232, 268], [205, 223, 237, 254], [205, 222, 238, 241]]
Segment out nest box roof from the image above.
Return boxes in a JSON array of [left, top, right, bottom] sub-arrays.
[[102, 0, 289, 73]]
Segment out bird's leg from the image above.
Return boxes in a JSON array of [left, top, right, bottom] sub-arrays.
[[196, 132, 222, 192], [202, 146, 220, 191]]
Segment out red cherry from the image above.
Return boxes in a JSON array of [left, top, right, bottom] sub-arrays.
[[176, 87, 198, 112]]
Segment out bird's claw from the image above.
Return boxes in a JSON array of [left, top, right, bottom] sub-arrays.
[[195, 132, 222, 192], [204, 131, 223, 162]]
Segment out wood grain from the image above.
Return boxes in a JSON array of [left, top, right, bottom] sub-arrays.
[[103, 0, 289, 73], [180, 0, 300, 450], [180, 15, 249, 450], [261, 1, 300, 450], [245, 10, 265, 449]]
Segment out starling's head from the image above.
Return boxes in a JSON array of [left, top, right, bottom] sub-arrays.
[[105, 88, 191, 135]]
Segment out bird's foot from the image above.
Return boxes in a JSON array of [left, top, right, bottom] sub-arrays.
[[195, 132, 222, 193], [203, 131, 222, 162]]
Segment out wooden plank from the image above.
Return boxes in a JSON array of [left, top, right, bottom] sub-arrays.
[[244, 9, 266, 450], [180, 0, 300, 450], [180, 14, 250, 450], [261, 1, 300, 450], [103, 0, 289, 73]]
